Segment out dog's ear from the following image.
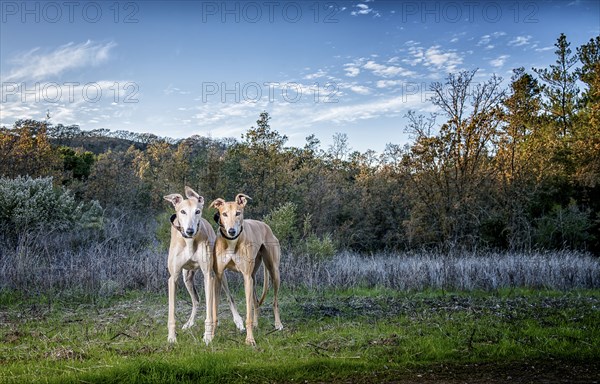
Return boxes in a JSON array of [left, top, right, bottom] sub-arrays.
[[164, 194, 183, 207], [184, 186, 204, 205], [235, 193, 252, 207], [210, 198, 225, 209]]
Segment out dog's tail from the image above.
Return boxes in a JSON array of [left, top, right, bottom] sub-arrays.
[[258, 267, 270, 306]]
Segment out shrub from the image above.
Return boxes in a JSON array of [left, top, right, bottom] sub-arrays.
[[0, 176, 103, 239], [534, 200, 594, 250], [263, 202, 298, 247], [305, 233, 337, 260], [156, 210, 173, 251]]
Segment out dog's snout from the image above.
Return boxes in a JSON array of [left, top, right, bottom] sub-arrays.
[[185, 228, 195, 236], [228, 228, 236, 237]]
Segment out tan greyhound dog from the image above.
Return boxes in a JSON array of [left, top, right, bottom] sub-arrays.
[[164, 186, 244, 345], [210, 194, 283, 346]]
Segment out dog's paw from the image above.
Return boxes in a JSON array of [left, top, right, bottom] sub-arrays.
[[182, 320, 194, 330], [233, 317, 245, 332], [203, 333, 214, 345], [275, 322, 283, 331], [245, 337, 256, 346], [168, 335, 177, 343]]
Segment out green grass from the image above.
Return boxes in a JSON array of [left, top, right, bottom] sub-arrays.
[[1, 288, 599, 383]]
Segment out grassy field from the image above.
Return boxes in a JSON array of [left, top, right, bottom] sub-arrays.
[[1, 287, 599, 383]]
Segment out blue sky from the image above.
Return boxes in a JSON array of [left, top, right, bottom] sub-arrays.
[[1, 0, 599, 153]]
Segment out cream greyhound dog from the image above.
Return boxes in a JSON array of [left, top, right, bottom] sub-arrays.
[[210, 194, 283, 346], [164, 187, 244, 344]]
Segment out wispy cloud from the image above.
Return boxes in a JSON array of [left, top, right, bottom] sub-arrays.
[[508, 35, 532, 47], [490, 55, 510, 68], [311, 94, 425, 124], [304, 69, 328, 80], [351, 3, 380, 17], [345, 84, 371, 95], [423, 46, 463, 72], [344, 63, 361, 77], [363, 60, 416, 77], [3, 40, 116, 82]]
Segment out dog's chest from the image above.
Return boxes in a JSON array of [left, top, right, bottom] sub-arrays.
[[221, 248, 241, 267], [179, 241, 210, 269]]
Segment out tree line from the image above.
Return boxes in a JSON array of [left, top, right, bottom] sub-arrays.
[[1, 34, 599, 253]]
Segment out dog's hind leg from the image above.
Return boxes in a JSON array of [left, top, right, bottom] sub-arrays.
[[182, 268, 199, 330], [264, 243, 283, 331]]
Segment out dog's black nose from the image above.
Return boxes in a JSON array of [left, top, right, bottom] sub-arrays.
[[186, 228, 195, 236], [228, 228, 236, 237]]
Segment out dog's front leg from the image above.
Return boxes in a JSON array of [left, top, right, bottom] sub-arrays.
[[244, 273, 256, 346], [213, 269, 223, 334], [168, 271, 180, 343], [203, 269, 215, 345]]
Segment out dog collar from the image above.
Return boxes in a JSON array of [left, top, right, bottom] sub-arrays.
[[214, 212, 244, 240], [219, 225, 243, 241]]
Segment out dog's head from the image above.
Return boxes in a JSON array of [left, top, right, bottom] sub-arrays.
[[164, 186, 205, 239], [210, 193, 251, 239]]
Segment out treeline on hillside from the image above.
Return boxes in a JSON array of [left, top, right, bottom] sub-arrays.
[[1, 34, 599, 253]]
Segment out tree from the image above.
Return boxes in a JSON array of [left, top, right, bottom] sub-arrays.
[[235, 112, 291, 216], [404, 70, 504, 248], [574, 36, 600, 189], [85, 146, 147, 210], [534, 33, 580, 137], [0, 120, 62, 180], [492, 68, 544, 248]]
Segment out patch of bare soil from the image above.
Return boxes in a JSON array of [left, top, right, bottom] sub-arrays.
[[360, 360, 599, 384]]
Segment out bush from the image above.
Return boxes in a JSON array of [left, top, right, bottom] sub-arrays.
[[0, 176, 103, 240], [263, 202, 298, 247], [156, 210, 173, 251], [305, 233, 337, 260], [535, 200, 594, 250]]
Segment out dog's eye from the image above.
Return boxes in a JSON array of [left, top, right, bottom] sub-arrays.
[[222, 212, 228, 217], [235, 211, 241, 216], [180, 210, 186, 215], [195, 209, 201, 215]]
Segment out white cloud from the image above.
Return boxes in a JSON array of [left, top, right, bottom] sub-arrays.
[[311, 93, 425, 124], [304, 69, 328, 80], [363, 61, 416, 77], [344, 64, 361, 77], [404, 45, 425, 66], [477, 35, 492, 46], [508, 35, 532, 47], [376, 80, 404, 89], [423, 46, 463, 72], [163, 84, 191, 95], [351, 3, 380, 17], [0, 80, 137, 129], [347, 84, 371, 95], [477, 32, 506, 49], [490, 55, 510, 68], [3, 40, 116, 82]]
